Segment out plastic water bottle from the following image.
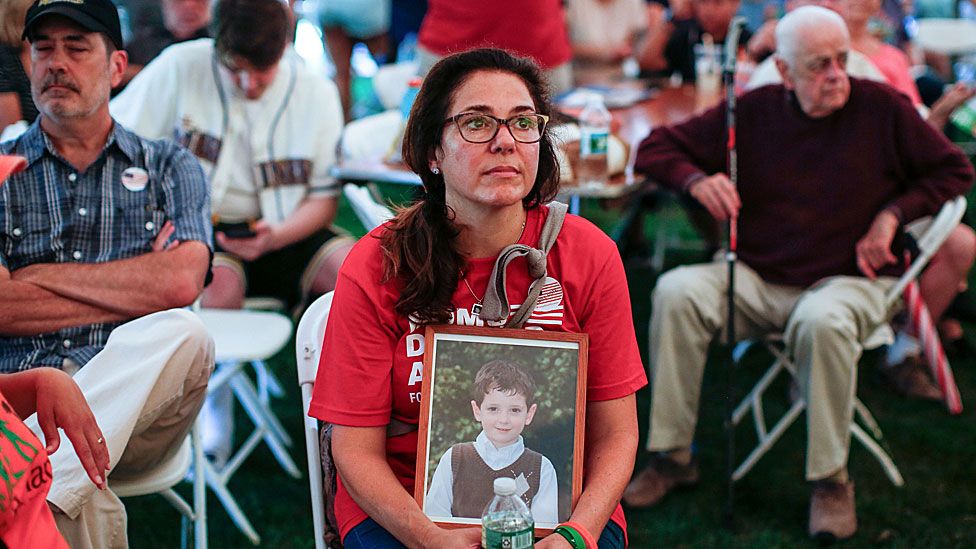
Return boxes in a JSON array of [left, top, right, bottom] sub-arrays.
[[577, 93, 612, 187], [399, 77, 422, 121], [389, 77, 423, 163], [482, 478, 534, 549]]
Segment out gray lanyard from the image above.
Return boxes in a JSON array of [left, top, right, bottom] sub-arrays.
[[479, 202, 568, 328]]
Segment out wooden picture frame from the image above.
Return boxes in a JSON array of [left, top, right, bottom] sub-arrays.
[[414, 325, 588, 536]]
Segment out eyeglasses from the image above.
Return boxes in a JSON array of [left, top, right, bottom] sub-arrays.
[[444, 112, 550, 144]]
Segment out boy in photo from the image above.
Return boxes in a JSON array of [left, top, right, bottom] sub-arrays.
[[424, 360, 559, 523]]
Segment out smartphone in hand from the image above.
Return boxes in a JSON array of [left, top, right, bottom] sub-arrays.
[[214, 220, 257, 239]]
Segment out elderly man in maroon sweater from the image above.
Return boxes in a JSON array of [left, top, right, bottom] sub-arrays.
[[623, 5, 974, 542]]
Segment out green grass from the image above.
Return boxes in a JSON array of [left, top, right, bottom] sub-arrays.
[[125, 195, 976, 547]]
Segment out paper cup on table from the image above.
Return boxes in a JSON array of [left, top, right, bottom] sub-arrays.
[[0, 155, 27, 186]]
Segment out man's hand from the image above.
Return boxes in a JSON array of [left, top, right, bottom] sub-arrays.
[[855, 210, 900, 279], [689, 174, 741, 221], [151, 221, 180, 252], [33, 368, 109, 489], [215, 220, 278, 261]]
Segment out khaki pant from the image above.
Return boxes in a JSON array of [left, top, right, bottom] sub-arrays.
[[646, 261, 894, 480], [25, 309, 214, 549]]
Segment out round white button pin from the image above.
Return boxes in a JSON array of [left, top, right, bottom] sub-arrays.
[[121, 167, 149, 191]]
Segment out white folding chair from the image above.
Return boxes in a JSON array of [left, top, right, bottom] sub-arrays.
[[111, 424, 207, 549], [731, 196, 968, 486], [343, 183, 395, 232], [195, 308, 298, 545], [295, 292, 335, 549]]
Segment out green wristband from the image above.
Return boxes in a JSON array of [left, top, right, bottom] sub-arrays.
[[553, 525, 586, 548]]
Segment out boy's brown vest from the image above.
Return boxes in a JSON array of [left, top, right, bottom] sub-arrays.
[[449, 442, 543, 518]]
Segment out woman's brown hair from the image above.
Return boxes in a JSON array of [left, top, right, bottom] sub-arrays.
[[381, 48, 561, 324]]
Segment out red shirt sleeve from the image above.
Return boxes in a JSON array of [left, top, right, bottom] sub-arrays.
[[307, 234, 403, 426], [555, 216, 648, 402]]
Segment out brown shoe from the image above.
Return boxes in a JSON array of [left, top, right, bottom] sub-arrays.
[[882, 355, 942, 401], [622, 454, 699, 508], [809, 480, 857, 543]]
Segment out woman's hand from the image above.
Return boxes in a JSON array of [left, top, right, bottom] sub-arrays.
[[535, 533, 573, 548], [420, 526, 481, 548], [33, 368, 110, 489]]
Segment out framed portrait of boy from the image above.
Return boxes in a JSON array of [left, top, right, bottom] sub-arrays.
[[414, 325, 588, 536]]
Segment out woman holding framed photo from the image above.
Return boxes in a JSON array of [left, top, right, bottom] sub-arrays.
[[308, 48, 647, 548]]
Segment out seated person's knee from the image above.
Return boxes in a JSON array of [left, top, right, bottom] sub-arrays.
[[154, 309, 212, 354], [653, 266, 705, 305], [941, 225, 976, 270], [789, 300, 853, 340]]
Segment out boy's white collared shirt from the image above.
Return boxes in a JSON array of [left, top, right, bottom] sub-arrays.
[[473, 430, 526, 469], [424, 430, 559, 524]]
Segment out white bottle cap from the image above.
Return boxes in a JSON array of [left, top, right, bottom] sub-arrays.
[[493, 477, 517, 496]]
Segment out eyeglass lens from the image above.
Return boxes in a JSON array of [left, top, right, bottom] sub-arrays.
[[456, 113, 546, 143]]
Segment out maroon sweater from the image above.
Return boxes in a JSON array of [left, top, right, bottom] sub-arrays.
[[635, 79, 974, 287]]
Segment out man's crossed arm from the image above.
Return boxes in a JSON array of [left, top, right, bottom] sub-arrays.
[[0, 224, 210, 336]]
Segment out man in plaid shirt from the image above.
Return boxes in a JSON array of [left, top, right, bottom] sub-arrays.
[[0, 1, 214, 545]]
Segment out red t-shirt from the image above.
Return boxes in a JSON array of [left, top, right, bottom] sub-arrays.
[[0, 390, 69, 549], [417, 0, 573, 70], [309, 205, 647, 539]]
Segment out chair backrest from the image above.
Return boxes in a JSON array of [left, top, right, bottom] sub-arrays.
[[295, 291, 334, 549], [296, 291, 334, 389], [343, 183, 395, 232], [885, 196, 968, 305]]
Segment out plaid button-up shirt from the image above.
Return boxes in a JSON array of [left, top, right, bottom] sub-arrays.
[[0, 120, 212, 373]]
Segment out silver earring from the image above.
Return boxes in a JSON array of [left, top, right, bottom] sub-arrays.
[[431, 167, 440, 175]]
